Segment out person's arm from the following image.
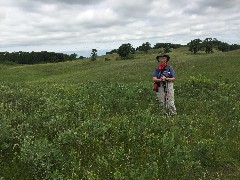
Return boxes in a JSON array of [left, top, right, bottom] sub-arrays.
[[152, 67, 162, 82], [153, 76, 163, 82], [153, 76, 174, 81], [165, 77, 175, 81]]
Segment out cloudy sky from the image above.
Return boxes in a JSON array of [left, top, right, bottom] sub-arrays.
[[0, 0, 239, 53]]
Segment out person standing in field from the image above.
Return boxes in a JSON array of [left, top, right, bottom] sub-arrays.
[[152, 53, 177, 116]]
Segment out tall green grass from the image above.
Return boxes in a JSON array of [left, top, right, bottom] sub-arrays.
[[0, 49, 239, 179]]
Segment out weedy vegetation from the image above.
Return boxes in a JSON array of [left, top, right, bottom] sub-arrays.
[[0, 48, 240, 179]]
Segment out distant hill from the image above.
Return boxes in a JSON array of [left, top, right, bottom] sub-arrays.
[[60, 49, 112, 58]]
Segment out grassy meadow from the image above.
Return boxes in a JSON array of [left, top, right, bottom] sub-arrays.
[[0, 48, 240, 179]]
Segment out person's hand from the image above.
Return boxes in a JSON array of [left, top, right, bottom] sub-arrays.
[[161, 76, 166, 81]]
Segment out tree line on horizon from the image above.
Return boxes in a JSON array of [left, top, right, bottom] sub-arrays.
[[187, 38, 240, 54], [0, 51, 78, 64], [105, 42, 181, 58], [1, 38, 239, 64], [105, 38, 240, 59]]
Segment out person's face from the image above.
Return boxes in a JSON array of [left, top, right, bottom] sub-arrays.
[[159, 57, 167, 64]]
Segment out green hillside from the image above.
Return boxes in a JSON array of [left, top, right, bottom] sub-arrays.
[[1, 48, 239, 84], [0, 48, 240, 179]]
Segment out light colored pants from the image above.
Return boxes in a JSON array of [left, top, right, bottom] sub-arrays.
[[156, 81, 177, 115]]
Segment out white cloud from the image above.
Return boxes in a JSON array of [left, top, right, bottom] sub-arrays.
[[0, 0, 239, 52]]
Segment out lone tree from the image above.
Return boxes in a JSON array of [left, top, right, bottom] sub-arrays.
[[136, 42, 151, 53], [203, 38, 213, 53], [188, 39, 202, 54], [90, 49, 97, 61], [218, 42, 230, 52], [118, 43, 135, 59]]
